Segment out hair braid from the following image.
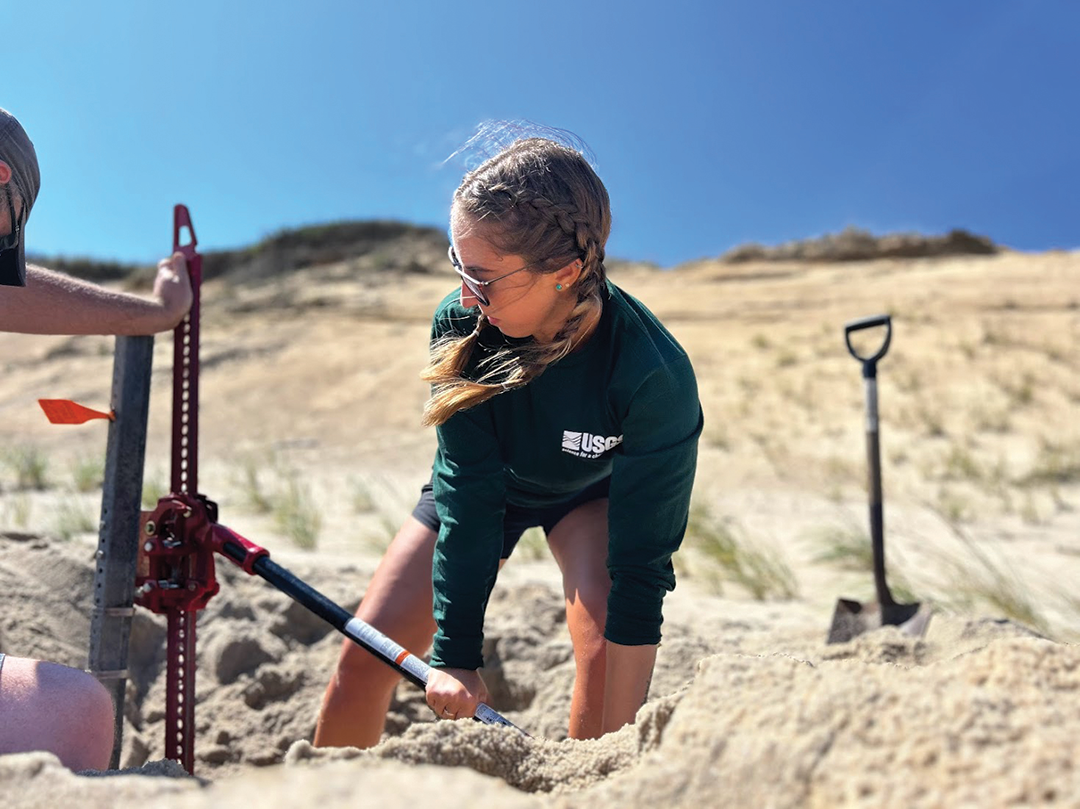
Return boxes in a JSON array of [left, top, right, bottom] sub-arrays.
[[421, 136, 612, 426]]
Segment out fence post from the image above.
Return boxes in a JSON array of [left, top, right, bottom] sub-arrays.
[[88, 334, 154, 769]]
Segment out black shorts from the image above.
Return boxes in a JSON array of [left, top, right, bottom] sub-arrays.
[[411, 476, 611, 559]]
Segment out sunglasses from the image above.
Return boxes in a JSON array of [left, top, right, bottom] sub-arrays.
[[0, 187, 21, 253], [448, 245, 540, 307]]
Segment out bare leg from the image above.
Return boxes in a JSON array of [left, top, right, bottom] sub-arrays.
[[545, 498, 611, 740], [313, 517, 439, 749], [0, 657, 114, 771]]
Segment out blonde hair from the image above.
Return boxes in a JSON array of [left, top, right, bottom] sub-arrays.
[[421, 137, 611, 427]]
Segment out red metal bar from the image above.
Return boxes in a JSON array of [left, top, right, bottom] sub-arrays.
[[171, 205, 201, 496], [165, 205, 202, 773], [164, 610, 197, 772]]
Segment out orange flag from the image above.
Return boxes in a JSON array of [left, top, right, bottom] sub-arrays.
[[38, 399, 115, 425]]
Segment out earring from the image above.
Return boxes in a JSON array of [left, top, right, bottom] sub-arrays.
[[556, 283, 563, 291]]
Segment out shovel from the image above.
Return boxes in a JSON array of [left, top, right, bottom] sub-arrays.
[[826, 314, 932, 644]]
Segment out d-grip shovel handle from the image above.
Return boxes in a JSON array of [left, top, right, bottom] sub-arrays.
[[844, 314, 891, 379]]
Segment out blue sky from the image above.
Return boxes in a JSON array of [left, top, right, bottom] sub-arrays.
[[8, 1, 1079, 268]]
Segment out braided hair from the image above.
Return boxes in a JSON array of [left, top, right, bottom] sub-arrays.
[[421, 137, 612, 427]]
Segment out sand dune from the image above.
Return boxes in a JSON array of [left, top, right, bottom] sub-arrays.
[[0, 245, 1077, 807]]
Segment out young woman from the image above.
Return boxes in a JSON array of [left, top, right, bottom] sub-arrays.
[[315, 134, 702, 748]]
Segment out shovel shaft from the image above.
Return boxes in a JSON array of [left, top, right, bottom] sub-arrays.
[[862, 352, 895, 609], [217, 537, 525, 734]]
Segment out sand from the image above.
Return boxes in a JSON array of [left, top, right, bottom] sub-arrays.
[[0, 244, 1077, 807]]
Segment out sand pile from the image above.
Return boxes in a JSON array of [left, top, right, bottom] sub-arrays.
[[2, 532, 1078, 808]]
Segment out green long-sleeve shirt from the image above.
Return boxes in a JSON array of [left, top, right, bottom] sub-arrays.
[[430, 281, 703, 670]]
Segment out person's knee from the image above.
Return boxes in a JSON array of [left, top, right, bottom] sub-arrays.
[[77, 675, 116, 769], [37, 663, 114, 771], [566, 601, 608, 667], [332, 643, 401, 693]]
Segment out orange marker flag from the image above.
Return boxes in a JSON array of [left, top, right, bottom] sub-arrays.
[[38, 399, 115, 425]]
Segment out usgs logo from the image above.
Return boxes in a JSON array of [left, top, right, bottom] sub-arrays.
[[561, 430, 623, 459]]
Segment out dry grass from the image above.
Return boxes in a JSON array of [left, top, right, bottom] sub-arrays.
[[2, 444, 50, 491], [70, 453, 105, 493], [811, 522, 873, 571], [272, 474, 322, 550], [53, 495, 97, 541], [922, 508, 1054, 637], [679, 502, 799, 601]]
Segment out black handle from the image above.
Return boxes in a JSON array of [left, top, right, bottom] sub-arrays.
[[844, 314, 891, 379]]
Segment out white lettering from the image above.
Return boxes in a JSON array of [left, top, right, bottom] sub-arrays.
[[561, 430, 623, 459]]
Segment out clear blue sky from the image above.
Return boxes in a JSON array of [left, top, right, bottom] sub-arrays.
[[8, 1, 1079, 268]]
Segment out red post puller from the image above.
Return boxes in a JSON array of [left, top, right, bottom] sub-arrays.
[[133, 205, 214, 773], [133, 206, 523, 775]]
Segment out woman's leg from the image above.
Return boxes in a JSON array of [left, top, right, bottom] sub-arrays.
[[0, 656, 114, 771], [313, 516, 439, 749], [545, 498, 611, 740]]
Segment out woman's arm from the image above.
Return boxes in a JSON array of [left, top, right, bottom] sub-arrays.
[[423, 298, 507, 719], [0, 254, 191, 335], [603, 354, 703, 730], [606, 354, 704, 647]]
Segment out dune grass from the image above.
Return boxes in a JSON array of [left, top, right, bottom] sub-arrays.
[[2, 444, 50, 491], [514, 526, 549, 562], [142, 470, 169, 508], [273, 473, 322, 550], [679, 502, 798, 600], [2, 493, 32, 529], [71, 454, 105, 493], [811, 522, 873, 571], [54, 495, 97, 541], [926, 509, 1053, 637]]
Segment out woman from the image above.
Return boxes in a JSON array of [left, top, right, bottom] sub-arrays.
[[315, 134, 702, 748]]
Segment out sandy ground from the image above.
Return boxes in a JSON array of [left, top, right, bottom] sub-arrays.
[[0, 245, 1077, 807]]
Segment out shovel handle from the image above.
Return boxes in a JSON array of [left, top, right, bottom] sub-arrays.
[[844, 314, 891, 378]]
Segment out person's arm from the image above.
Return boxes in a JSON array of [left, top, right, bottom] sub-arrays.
[[0, 253, 192, 335], [423, 300, 506, 719], [602, 641, 658, 733], [604, 354, 703, 728]]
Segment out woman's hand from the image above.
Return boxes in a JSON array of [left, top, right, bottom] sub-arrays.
[[425, 667, 490, 721]]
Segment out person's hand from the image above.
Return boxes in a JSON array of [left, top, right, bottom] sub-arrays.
[[153, 251, 193, 330], [425, 667, 489, 721]]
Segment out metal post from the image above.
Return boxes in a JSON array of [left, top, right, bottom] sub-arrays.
[[88, 334, 155, 769]]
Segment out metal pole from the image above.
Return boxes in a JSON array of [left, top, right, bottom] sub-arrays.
[[88, 334, 155, 769]]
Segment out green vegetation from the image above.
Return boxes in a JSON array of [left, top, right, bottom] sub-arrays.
[[930, 510, 1052, 637], [514, 527, 549, 562], [2, 445, 50, 490], [54, 496, 97, 541], [71, 454, 105, 493], [350, 477, 377, 514], [812, 522, 873, 571], [679, 502, 798, 600], [273, 474, 322, 551], [142, 470, 169, 509], [1019, 440, 1080, 487]]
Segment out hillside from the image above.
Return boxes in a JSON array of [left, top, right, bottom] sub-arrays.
[[1, 225, 1078, 807]]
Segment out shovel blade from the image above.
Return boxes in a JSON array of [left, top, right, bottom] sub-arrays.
[[826, 598, 932, 644]]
